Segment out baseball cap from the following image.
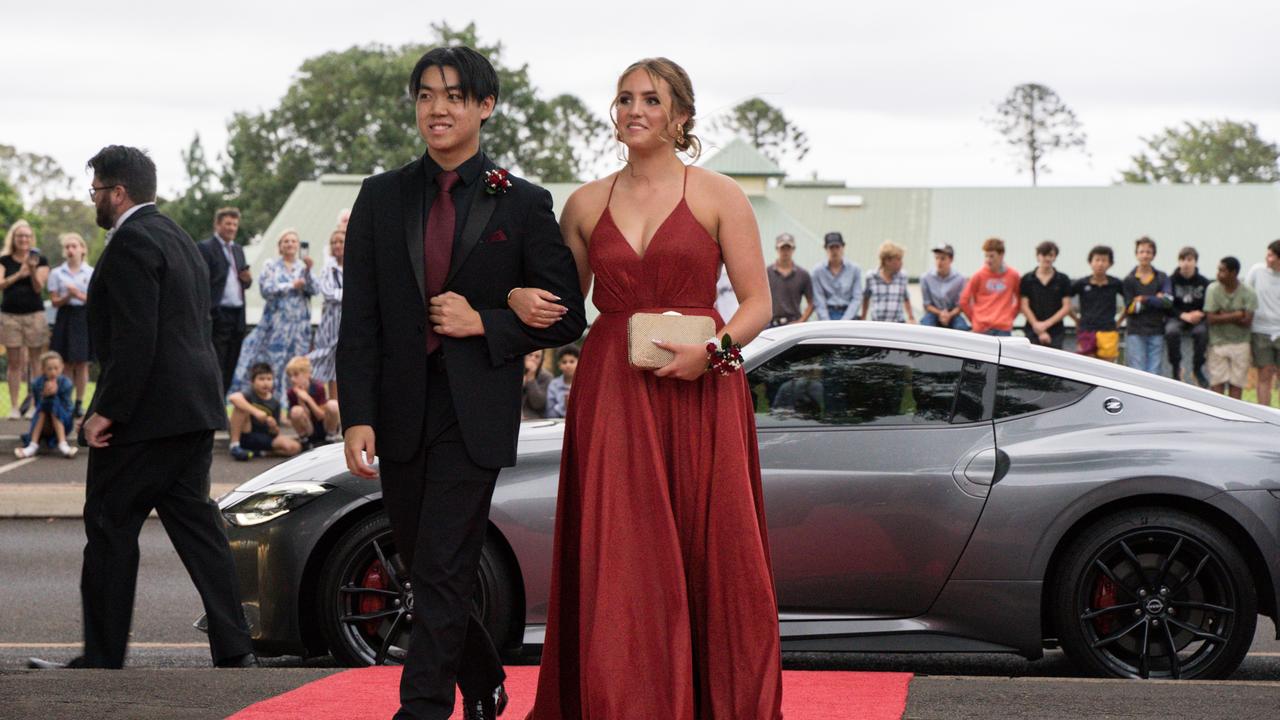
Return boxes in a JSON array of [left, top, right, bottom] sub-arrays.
[[931, 243, 955, 257], [775, 233, 796, 248], [823, 232, 845, 247]]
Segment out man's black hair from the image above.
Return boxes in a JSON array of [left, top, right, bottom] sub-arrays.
[[1268, 239, 1280, 257], [1221, 256, 1241, 275], [1087, 245, 1114, 264], [249, 362, 275, 381], [409, 45, 499, 122], [86, 145, 157, 203], [557, 345, 581, 361]]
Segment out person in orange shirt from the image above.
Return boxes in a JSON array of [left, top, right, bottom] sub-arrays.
[[958, 237, 1021, 335]]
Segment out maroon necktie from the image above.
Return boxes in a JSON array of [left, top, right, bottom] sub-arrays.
[[425, 170, 459, 355]]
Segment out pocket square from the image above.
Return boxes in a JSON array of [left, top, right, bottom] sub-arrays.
[[484, 230, 508, 243]]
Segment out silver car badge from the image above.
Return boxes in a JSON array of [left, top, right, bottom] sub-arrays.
[[1103, 397, 1124, 415]]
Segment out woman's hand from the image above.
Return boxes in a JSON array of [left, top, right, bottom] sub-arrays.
[[651, 340, 709, 381], [508, 287, 566, 329], [292, 277, 306, 290]]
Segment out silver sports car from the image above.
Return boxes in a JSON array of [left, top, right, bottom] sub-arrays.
[[208, 322, 1280, 680]]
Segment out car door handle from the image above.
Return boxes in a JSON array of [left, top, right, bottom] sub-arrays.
[[964, 449, 1011, 486]]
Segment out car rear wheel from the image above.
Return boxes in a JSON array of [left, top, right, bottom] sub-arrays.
[[317, 512, 515, 667], [1052, 507, 1256, 679]]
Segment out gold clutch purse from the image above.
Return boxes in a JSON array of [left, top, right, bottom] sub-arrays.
[[627, 312, 716, 369]]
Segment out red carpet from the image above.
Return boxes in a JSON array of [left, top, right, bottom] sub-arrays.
[[228, 666, 911, 719]]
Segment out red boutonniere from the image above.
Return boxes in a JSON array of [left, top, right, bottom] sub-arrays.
[[484, 168, 513, 195]]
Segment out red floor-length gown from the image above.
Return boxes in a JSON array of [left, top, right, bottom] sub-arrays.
[[527, 172, 784, 719]]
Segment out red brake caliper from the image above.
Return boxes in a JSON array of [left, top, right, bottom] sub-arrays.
[[360, 560, 389, 636], [1093, 574, 1118, 635]]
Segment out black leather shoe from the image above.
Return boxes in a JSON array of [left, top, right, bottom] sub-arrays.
[[462, 683, 507, 720], [214, 652, 259, 668], [27, 656, 84, 669]]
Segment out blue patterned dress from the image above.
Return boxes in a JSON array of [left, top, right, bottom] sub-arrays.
[[306, 257, 343, 383], [231, 257, 316, 401]]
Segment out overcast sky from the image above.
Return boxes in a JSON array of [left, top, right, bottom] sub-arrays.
[[4, 0, 1279, 199]]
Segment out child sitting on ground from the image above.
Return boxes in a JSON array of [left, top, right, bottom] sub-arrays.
[[228, 362, 302, 461], [285, 356, 340, 450], [14, 351, 77, 458], [545, 346, 579, 419]]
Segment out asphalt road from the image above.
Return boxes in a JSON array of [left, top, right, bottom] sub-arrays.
[[3, 518, 1278, 679], [2, 518, 1278, 719]]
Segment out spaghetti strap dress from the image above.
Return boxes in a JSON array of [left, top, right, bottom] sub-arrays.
[[527, 169, 783, 719]]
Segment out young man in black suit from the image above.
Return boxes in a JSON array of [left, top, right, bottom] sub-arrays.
[[196, 206, 252, 394], [338, 47, 585, 720], [29, 146, 254, 670]]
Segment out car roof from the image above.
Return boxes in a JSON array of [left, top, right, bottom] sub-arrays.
[[753, 321, 1280, 425]]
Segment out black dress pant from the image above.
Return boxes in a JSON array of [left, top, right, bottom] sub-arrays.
[[1165, 317, 1209, 378], [81, 430, 252, 668], [381, 360, 505, 720], [211, 306, 246, 395]]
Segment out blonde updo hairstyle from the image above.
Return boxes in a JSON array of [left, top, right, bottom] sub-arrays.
[[611, 57, 702, 160]]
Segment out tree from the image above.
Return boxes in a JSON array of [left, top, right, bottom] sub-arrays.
[[0, 177, 24, 236], [712, 98, 810, 166], [0, 145, 75, 205], [29, 197, 103, 264], [987, 83, 1087, 186], [222, 22, 609, 236], [161, 134, 229, 241], [1120, 120, 1280, 184]]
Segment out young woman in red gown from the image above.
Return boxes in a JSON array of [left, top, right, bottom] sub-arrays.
[[511, 57, 783, 719]]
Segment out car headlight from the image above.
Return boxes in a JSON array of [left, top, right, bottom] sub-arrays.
[[223, 482, 333, 527]]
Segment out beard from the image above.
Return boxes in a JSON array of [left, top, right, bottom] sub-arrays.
[[95, 201, 113, 230]]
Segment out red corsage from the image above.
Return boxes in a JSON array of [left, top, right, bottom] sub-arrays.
[[706, 333, 744, 376], [484, 168, 513, 195]]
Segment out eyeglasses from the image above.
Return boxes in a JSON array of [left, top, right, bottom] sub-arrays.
[[88, 184, 123, 199]]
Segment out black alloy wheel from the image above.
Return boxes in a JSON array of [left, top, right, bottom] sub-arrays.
[[317, 512, 515, 667], [1053, 507, 1257, 680]]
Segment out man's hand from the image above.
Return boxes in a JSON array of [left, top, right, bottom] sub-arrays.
[[265, 416, 279, 433], [238, 268, 252, 284], [429, 292, 484, 337], [42, 379, 57, 397], [344, 425, 379, 478], [83, 413, 113, 449]]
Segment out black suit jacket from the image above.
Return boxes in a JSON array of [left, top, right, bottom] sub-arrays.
[[338, 152, 586, 468], [197, 235, 250, 329], [86, 205, 228, 445]]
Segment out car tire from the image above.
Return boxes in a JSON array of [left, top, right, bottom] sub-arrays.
[[1052, 507, 1256, 680], [317, 511, 516, 667]]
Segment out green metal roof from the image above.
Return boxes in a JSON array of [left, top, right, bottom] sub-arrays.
[[699, 139, 786, 177], [252, 169, 1280, 324]]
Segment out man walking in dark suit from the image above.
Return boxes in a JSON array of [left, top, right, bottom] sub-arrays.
[[196, 206, 252, 394], [338, 46, 585, 720], [29, 146, 254, 670]]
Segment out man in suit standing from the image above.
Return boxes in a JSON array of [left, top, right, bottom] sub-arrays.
[[339, 46, 585, 720], [29, 146, 254, 670], [196, 206, 252, 394]]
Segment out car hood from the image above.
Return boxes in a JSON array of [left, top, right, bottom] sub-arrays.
[[221, 419, 571, 505]]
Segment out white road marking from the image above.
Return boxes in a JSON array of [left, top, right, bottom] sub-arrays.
[[0, 642, 208, 649], [0, 457, 37, 476]]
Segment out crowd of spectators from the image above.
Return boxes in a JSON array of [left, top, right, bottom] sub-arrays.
[[0, 207, 351, 461], [762, 231, 1280, 406]]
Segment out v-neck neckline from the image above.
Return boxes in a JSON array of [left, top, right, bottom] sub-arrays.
[[603, 199, 686, 262]]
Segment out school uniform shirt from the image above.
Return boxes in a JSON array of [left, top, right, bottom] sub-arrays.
[[1169, 270, 1210, 316], [1122, 267, 1172, 336], [47, 262, 94, 306], [1020, 269, 1072, 331], [1070, 275, 1125, 331]]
